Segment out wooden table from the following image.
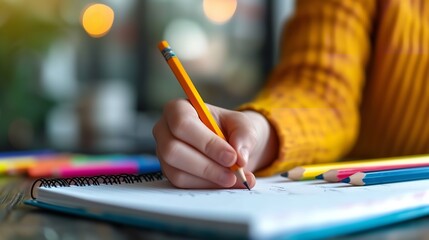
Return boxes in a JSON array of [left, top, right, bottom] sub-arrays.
[[2, 176, 429, 240]]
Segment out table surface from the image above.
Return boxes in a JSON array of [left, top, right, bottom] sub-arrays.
[[2, 176, 429, 240]]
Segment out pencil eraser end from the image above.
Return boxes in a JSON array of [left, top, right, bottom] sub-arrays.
[[158, 40, 169, 51]]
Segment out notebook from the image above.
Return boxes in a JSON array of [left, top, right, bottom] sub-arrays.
[[26, 173, 429, 239]]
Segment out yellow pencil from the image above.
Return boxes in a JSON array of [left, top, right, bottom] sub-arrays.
[[284, 154, 429, 181], [158, 40, 250, 190], [0, 156, 36, 175]]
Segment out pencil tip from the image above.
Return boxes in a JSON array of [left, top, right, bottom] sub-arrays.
[[243, 181, 250, 190], [342, 177, 351, 183], [315, 174, 323, 180], [280, 172, 288, 178]]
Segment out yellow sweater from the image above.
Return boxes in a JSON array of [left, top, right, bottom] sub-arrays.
[[241, 0, 429, 176]]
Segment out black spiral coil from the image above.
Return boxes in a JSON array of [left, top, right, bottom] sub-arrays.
[[31, 172, 164, 199]]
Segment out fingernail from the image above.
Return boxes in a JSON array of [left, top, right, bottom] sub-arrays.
[[240, 147, 249, 164], [220, 151, 236, 166]]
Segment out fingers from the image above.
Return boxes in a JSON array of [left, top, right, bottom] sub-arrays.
[[153, 99, 260, 189], [161, 161, 256, 189], [164, 99, 237, 167], [160, 163, 223, 189], [154, 117, 236, 188]]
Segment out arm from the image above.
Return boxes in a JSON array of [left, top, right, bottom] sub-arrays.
[[152, 0, 376, 189], [240, 0, 376, 176]]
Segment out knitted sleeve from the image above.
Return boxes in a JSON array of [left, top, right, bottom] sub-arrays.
[[240, 0, 376, 176]]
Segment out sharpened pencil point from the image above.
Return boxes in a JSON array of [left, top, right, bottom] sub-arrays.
[[243, 181, 250, 190], [280, 172, 288, 178], [315, 174, 323, 180], [342, 177, 351, 183]]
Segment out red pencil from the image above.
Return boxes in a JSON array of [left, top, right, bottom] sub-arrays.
[[321, 162, 429, 182]]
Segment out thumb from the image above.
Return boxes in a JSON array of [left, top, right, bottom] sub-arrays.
[[221, 111, 258, 168]]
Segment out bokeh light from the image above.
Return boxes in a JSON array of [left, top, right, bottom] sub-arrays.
[[203, 0, 237, 24], [81, 3, 115, 38], [163, 19, 208, 60]]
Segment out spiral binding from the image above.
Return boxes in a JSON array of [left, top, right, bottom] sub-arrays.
[[161, 47, 176, 61], [31, 172, 164, 199]]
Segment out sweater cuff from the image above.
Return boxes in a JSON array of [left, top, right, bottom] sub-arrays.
[[238, 102, 317, 176]]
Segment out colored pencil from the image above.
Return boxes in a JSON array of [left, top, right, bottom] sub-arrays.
[[319, 161, 429, 182], [0, 157, 37, 175], [28, 154, 160, 178], [342, 166, 429, 186], [27, 155, 74, 177], [0, 149, 54, 158], [3, 153, 110, 176], [0, 150, 56, 175], [158, 40, 249, 190], [52, 159, 161, 178], [283, 155, 429, 181]]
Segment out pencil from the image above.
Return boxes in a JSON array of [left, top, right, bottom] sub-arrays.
[[319, 161, 429, 182], [342, 166, 429, 186], [0, 149, 54, 158], [53, 160, 160, 178], [283, 155, 429, 181], [158, 40, 250, 190], [28, 154, 161, 178], [0, 150, 56, 175], [0, 156, 37, 175]]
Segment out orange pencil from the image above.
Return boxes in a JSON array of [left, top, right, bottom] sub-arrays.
[[27, 155, 72, 178], [158, 40, 249, 190]]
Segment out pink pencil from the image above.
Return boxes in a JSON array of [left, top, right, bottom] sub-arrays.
[[52, 161, 159, 178], [321, 162, 429, 182]]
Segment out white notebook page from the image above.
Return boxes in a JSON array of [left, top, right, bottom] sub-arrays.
[[35, 176, 429, 238]]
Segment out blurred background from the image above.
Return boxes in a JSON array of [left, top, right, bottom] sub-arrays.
[[0, 0, 295, 154]]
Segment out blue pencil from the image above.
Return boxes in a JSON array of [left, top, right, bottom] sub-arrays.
[[0, 149, 54, 158], [342, 166, 429, 186], [315, 174, 324, 180]]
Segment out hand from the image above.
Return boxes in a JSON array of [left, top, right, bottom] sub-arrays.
[[152, 99, 278, 189]]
